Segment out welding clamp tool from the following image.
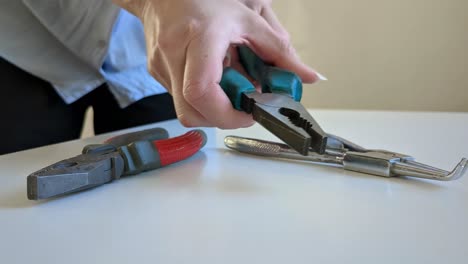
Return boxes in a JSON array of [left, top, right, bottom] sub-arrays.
[[224, 134, 467, 181]]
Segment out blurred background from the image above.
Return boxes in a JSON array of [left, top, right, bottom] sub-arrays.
[[272, 0, 467, 112]]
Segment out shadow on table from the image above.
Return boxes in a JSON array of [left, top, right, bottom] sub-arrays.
[[0, 190, 40, 208], [117, 150, 209, 190]]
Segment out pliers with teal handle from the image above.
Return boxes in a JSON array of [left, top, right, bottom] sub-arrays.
[[220, 46, 328, 156]]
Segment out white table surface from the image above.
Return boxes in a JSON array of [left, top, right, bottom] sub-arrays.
[[1, 110, 467, 264]]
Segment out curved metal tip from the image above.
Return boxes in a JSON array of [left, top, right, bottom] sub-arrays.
[[445, 158, 468, 181], [392, 158, 468, 181]]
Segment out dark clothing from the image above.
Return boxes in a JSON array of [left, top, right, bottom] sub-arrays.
[[0, 57, 176, 155]]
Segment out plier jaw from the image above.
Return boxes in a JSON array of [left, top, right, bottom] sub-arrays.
[[27, 147, 124, 200], [242, 92, 328, 155], [221, 46, 327, 156]]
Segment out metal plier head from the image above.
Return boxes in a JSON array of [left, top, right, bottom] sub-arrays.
[[27, 128, 207, 200], [27, 145, 125, 200], [220, 46, 328, 156]]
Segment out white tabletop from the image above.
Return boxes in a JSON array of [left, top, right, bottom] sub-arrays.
[[1, 110, 467, 264]]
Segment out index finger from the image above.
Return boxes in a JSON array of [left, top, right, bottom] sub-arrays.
[[182, 29, 254, 129]]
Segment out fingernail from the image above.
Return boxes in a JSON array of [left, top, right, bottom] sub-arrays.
[[316, 71, 328, 81]]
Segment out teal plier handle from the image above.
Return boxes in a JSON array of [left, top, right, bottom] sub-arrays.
[[220, 46, 303, 111]]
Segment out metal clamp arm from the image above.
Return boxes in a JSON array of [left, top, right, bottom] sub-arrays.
[[224, 135, 468, 181]]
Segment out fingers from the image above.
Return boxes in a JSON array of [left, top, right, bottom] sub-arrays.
[[259, 7, 289, 38], [148, 28, 212, 127], [244, 7, 322, 84], [163, 54, 212, 128], [142, 0, 323, 130], [147, 47, 172, 93], [183, 30, 254, 129]]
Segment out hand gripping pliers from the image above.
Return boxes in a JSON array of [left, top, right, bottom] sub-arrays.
[[221, 47, 466, 181], [27, 128, 207, 200], [220, 46, 327, 155]]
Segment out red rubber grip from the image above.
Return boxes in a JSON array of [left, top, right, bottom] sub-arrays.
[[153, 130, 207, 166]]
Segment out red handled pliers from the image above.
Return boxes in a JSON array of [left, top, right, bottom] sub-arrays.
[[27, 128, 207, 200]]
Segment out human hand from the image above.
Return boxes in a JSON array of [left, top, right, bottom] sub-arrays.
[[114, 0, 324, 128]]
